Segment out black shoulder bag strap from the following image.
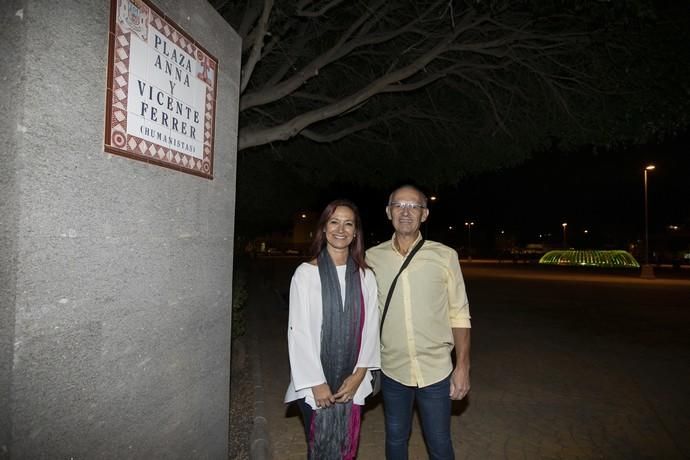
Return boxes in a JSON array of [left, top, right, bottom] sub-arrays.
[[379, 238, 425, 334]]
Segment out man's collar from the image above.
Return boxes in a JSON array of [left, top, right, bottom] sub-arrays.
[[391, 232, 422, 256]]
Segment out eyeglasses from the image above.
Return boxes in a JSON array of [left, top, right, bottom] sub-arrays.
[[388, 201, 427, 211]]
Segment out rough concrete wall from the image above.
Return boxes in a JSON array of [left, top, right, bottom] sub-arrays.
[[1, 2, 26, 458], [1, 0, 240, 458]]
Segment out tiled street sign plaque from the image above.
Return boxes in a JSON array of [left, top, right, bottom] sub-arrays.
[[105, 0, 218, 178]]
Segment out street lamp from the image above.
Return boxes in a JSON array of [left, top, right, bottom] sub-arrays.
[[561, 222, 568, 248], [464, 221, 475, 261], [641, 164, 656, 278]]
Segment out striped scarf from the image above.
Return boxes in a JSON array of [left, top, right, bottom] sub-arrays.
[[310, 249, 363, 459]]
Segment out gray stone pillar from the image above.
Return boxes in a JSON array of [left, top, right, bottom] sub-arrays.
[[0, 0, 241, 458]]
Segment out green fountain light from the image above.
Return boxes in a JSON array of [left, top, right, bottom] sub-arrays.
[[539, 250, 640, 268]]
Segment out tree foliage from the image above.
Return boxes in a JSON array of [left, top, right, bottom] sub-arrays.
[[217, 0, 686, 151], [214, 0, 689, 231]]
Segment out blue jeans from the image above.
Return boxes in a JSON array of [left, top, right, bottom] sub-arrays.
[[296, 398, 313, 443], [381, 373, 454, 460]]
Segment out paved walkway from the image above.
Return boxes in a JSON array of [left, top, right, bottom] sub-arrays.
[[246, 260, 690, 459]]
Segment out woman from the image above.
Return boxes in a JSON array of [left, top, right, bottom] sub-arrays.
[[285, 199, 380, 459]]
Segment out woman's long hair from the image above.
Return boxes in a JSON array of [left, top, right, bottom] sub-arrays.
[[309, 199, 370, 272]]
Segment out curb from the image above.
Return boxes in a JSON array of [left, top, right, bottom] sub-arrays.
[[249, 278, 272, 460]]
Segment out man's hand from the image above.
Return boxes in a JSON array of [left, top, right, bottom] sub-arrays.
[[312, 383, 335, 408], [450, 327, 471, 400], [333, 368, 366, 403], [449, 364, 470, 400]]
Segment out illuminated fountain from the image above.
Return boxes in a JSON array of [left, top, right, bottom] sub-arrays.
[[539, 250, 640, 268]]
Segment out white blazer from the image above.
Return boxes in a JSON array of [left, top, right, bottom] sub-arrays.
[[284, 263, 380, 409]]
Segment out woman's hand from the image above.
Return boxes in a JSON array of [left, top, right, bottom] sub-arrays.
[[333, 368, 366, 403], [312, 383, 335, 408]]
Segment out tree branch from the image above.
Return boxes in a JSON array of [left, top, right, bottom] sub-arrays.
[[297, 0, 347, 17], [240, 0, 447, 111], [238, 0, 264, 40], [241, 0, 274, 94], [300, 113, 399, 142], [291, 91, 337, 104], [239, 18, 481, 149]]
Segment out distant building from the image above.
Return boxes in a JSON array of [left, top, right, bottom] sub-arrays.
[[251, 211, 318, 256]]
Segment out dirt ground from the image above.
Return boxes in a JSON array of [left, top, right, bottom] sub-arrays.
[[228, 335, 253, 459]]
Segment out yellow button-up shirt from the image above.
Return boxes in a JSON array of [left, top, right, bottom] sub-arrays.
[[366, 234, 471, 387]]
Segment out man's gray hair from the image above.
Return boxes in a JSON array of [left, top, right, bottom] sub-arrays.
[[388, 185, 428, 207]]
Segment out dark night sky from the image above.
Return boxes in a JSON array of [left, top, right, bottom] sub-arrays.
[[303, 130, 690, 253]]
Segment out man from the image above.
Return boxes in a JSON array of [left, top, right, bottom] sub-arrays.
[[366, 185, 471, 460]]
